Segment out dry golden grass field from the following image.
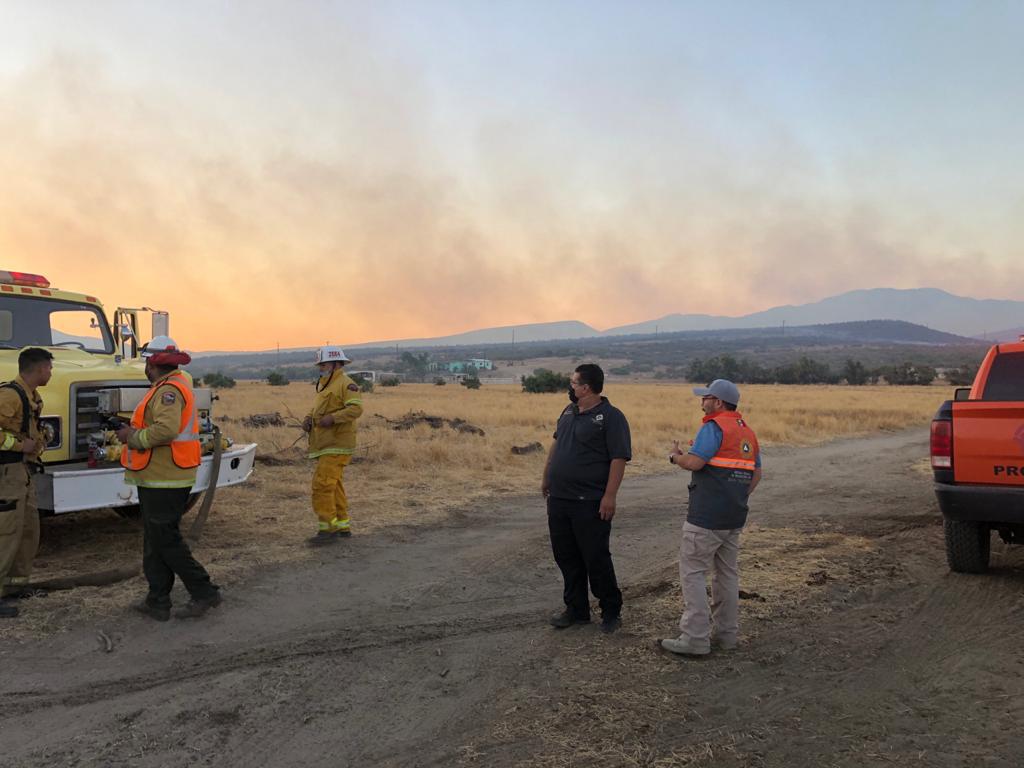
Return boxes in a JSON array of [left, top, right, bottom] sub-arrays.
[[3, 381, 946, 639]]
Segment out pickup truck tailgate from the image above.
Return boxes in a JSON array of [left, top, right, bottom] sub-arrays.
[[952, 401, 1024, 485]]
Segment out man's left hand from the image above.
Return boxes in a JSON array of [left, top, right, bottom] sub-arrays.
[[318, 414, 335, 428], [115, 426, 134, 444], [599, 493, 616, 521]]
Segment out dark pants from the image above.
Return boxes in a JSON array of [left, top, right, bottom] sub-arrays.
[[547, 497, 622, 620], [139, 486, 218, 608]]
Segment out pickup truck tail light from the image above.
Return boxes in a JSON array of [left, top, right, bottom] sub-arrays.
[[930, 419, 952, 469]]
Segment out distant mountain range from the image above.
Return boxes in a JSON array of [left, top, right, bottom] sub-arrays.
[[601, 288, 1022, 339], [192, 287, 1023, 356]]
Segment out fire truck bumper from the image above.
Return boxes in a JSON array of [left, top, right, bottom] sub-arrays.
[[35, 443, 258, 515]]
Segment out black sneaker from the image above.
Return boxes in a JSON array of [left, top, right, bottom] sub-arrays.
[[0, 600, 19, 619], [133, 601, 170, 622], [600, 615, 622, 634], [175, 592, 223, 620], [549, 609, 590, 628]]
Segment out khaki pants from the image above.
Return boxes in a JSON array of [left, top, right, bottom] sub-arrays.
[[0, 463, 39, 597], [312, 454, 352, 532], [678, 521, 741, 650]]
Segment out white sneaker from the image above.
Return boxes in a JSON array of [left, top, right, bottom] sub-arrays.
[[661, 635, 711, 656]]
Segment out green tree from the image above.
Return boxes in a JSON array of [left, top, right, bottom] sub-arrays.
[[842, 359, 870, 385], [945, 365, 976, 386], [461, 374, 481, 390], [267, 370, 289, 386], [398, 352, 431, 382], [203, 371, 236, 389], [521, 369, 571, 393]]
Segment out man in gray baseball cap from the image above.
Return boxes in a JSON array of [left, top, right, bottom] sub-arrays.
[[690, 379, 741, 407], [662, 378, 762, 656]]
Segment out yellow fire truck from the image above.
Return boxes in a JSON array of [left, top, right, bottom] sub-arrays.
[[0, 270, 256, 514]]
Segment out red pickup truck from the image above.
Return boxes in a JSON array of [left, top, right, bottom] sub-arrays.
[[931, 336, 1024, 572]]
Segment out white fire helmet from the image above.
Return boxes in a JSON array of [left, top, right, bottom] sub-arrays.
[[141, 335, 180, 357], [314, 346, 351, 366]]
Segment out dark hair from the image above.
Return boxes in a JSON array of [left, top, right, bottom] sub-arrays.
[[721, 401, 737, 411], [19, 347, 53, 373], [574, 363, 604, 394]]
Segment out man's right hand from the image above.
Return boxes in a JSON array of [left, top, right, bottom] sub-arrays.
[[541, 478, 551, 498], [21, 437, 38, 454], [302, 416, 312, 433]]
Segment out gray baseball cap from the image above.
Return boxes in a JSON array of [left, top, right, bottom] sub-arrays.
[[692, 379, 740, 406]]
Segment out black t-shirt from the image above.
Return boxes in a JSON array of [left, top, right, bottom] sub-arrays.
[[548, 397, 632, 501]]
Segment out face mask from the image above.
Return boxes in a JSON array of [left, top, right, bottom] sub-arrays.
[[568, 386, 578, 404]]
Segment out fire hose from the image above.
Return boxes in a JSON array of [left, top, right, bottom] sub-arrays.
[[187, 424, 222, 543]]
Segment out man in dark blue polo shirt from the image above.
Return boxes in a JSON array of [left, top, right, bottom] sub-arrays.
[[542, 364, 631, 634]]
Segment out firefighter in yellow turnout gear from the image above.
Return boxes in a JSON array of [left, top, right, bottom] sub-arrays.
[[303, 346, 363, 545], [0, 348, 52, 619]]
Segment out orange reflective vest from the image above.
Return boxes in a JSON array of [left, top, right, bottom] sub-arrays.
[[687, 410, 760, 530], [704, 411, 759, 472], [120, 373, 201, 471]]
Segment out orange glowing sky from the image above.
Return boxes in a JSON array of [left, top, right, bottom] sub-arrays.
[[3, 3, 1023, 351]]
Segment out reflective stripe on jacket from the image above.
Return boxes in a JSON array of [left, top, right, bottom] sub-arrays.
[[686, 411, 759, 531], [121, 372, 201, 474]]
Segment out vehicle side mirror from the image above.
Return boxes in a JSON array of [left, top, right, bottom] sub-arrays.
[[953, 387, 971, 401], [119, 324, 134, 340]]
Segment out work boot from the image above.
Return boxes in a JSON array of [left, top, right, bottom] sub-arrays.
[[334, 528, 352, 538], [0, 599, 19, 619], [175, 592, 223, 620], [549, 609, 590, 628], [308, 531, 338, 546], [661, 635, 711, 656], [133, 601, 170, 622], [600, 614, 622, 634]]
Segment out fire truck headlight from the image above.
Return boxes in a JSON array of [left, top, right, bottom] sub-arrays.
[[40, 417, 61, 450]]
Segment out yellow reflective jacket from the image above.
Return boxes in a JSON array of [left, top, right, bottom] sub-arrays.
[[0, 375, 44, 462], [123, 371, 198, 489], [307, 370, 363, 458]]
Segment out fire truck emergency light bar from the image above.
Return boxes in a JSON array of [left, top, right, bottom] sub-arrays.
[[0, 271, 51, 288]]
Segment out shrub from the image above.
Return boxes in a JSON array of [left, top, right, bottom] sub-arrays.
[[202, 371, 236, 389], [380, 376, 401, 387], [267, 371, 289, 386], [461, 375, 481, 390], [881, 363, 936, 386], [522, 369, 571, 393], [434, 377, 447, 386], [349, 373, 374, 393], [945, 366, 976, 386]]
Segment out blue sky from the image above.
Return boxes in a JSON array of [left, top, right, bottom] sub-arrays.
[[1, 1, 1021, 348]]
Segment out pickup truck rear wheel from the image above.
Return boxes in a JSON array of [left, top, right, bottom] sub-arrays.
[[944, 519, 991, 573]]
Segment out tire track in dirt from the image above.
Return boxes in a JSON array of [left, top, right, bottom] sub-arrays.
[[9, 428, 1018, 767]]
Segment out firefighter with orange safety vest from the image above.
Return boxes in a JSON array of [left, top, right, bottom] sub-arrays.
[[302, 346, 363, 545], [662, 379, 762, 657], [0, 348, 52, 619], [116, 336, 221, 621]]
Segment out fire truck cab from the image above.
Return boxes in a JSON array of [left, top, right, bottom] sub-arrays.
[[0, 270, 256, 514]]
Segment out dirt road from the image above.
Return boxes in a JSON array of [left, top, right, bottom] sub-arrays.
[[3, 428, 1023, 767]]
